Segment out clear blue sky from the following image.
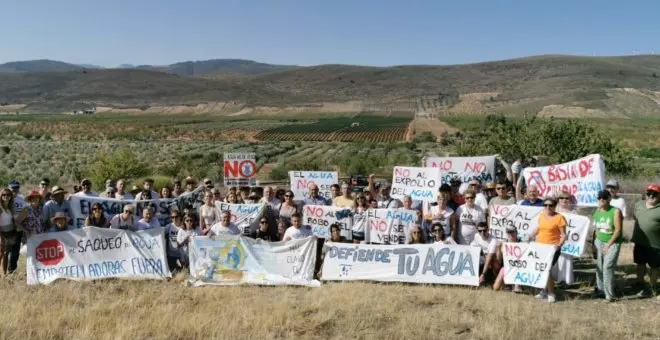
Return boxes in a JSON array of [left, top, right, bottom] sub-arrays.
[[2, 0, 659, 67]]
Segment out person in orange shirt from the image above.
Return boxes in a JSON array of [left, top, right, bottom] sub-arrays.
[[527, 197, 567, 303]]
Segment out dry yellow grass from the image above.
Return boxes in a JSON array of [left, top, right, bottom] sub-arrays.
[[0, 243, 658, 340]]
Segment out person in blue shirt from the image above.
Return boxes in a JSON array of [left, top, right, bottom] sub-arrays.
[[302, 184, 330, 206], [519, 185, 544, 207]]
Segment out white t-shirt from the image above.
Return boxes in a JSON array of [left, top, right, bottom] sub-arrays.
[[455, 204, 486, 245], [177, 228, 202, 257], [471, 232, 498, 264], [378, 197, 402, 209], [136, 218, 161, 230], [610, 197, 627, 219], [134, 190, 159, 201], [110, 214, 135, 231], [209, 222, 241, 236], [474, 193, 489, 211], [115, 193, 134, 200], [283, 226, 313, 240], [74, 191, 99, 197], [428, 205, 454, 237], [435, 238, 457, 245]]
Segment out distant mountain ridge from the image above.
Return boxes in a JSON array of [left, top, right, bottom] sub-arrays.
[[0, 58, 296, 76]]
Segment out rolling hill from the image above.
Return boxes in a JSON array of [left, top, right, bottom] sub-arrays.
[[1, 55, 660, 116]]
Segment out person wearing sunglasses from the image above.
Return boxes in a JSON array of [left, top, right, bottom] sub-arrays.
[[592, 190, 623, 302], [407, 225, 425, 244], [555, 190, 576, 287], [526, 197, 567, 303], [605, 180, 627, 219], [177, 215, 202, 268], [199, 191, 219, 236], [431, 222, 456, 245], [165, 209, 184, 272], [425, 194, 457, 243], [85, 202, 109, 228], [631, 184, 660, 298], [467, 179, 489, 211], [488, 180, 516, 210], [278, 190, 299, 227], [110, 205, 136, 231], [471, 222, 498, 285], [38, 178, 51, 203], [455, 189, 486, 245], [0, 188, 18, 275], [351, 193, 370, 243], [252, 217, 277, 241]]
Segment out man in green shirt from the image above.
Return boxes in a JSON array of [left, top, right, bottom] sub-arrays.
[[632, 184, 660, 298]]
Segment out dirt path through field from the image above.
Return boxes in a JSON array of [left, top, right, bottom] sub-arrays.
[[412, 117, 459, 138]]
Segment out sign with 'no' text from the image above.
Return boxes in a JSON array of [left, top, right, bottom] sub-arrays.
[[224, 153, 257, 187]]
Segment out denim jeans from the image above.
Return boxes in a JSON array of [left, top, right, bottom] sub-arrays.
[[595, 239, 621, 299]]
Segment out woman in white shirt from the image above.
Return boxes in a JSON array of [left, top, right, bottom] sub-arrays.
[[431, 222, 457, 245], [198, 191, 219, 235], [556, 191, 575, 286], [425, 195, 457, 242], [455, 189, 486, 245], [177, 215, 202, 268]]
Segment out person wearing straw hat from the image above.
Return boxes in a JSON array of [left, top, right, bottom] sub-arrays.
[[23, 190, 44, 237], [43, 186, 72, 232], [49, 212, 70, 232]]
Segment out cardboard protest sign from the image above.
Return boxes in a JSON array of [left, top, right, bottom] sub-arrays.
[[70, 195, 176, 228], [188, 235, 319, 287], [425, 155, 496, 184], [224, 153, 257, 187], [489, 204, 590, 257], [502, 242, 556, 288], [390, 166, 441, 202], [365, 208, 417, 244], [522, 154, 606, 206], [302, 205, 353, 240], [27, 227, 171, 285], [322, 242, 480, 286], [289, 171, 338, 200], [215, 202, 266, 236]]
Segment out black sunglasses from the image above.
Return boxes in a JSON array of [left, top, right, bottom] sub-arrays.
[[185, 219, 194, 223], [647, 192, 658, 197], [544, 204, 556, 208], [260, 220, 268, 224]]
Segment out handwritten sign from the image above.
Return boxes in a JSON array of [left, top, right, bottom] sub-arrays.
[[426, 155, 496, 184], [489, 205, 590, 257], [188, 235, 320, 287], [502, 242, 556, 288], [289, 171, 338, 200], [224, 153, 257, 187], [70, 196, 176, 228], [302, 205, 353, 240], [27, 227, 171, 285], [522, 154, 606, 206], [215, 202, 266, 236], [322, 242, 480, 286], [365, 208, 417, 244], [390, 166, 441, 202]]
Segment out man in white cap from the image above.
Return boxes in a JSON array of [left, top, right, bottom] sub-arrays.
[[606, 180, 627, 218]]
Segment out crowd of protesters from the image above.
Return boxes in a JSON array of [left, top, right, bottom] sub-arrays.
[[1, 171, 659, 303]]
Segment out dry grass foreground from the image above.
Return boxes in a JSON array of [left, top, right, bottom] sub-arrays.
[[0, 244, 658, 340]]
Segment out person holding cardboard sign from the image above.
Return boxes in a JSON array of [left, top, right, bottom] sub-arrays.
[[526, 197, 567, 303], [455, 190, 486, 245]]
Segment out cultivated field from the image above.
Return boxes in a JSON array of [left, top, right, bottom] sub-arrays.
[[1, 243, 658, 340]]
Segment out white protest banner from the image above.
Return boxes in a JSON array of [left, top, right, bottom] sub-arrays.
[[426, 155, 496, 184], [215, 202, 266, 236], [522, 154, 606, 207], [489, 204, 590, 257], [502, 242, 556, 288], [302, 205, 353, 240], [322, 242, 480, 286], [390, 166, 441, 202], [224, 153, 257, 187], [27, 227, 171, 285], [289, 171, 338, 200], [70, 195, 176, 228], [365, 208, 417, 244], [188, 235, 320, 287]]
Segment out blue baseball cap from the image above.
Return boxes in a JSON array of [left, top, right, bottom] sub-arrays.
[[8, 179, 20, 188]]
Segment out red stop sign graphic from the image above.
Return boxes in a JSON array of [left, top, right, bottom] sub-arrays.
[[35, 239, 65, 265]]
